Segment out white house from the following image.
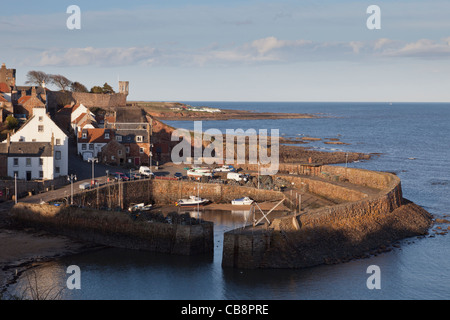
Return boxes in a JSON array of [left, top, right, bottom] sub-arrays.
[[8, 106, 68, 177], [6, 142, 54, 180], [77, 128, 113, 161], [70, 103, 96, 134]]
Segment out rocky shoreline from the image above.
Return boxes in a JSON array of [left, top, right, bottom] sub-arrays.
[[132, 101, 317, 121]]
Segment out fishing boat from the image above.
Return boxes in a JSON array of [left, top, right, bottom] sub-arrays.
[[231, 197, 254, 205], [175, 196, 210, 207]]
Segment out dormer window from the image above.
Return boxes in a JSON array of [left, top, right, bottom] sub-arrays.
[[116, 136, 122, 142], [136, 136, 143, 142], [105, 133, 110, 139]]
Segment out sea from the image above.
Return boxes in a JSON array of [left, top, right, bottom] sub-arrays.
[[8, 102, 450, 300]]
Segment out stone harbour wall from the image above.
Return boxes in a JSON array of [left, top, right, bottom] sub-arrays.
[[11, 203, 213, 256], [222, 166, 433, 269]]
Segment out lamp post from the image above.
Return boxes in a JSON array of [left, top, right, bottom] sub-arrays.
[[67, 174, 77, 205], [88, 158, 98, 187], [14, 173, 17, 204]]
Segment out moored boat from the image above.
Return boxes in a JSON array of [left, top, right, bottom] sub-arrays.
[[231, 197, 254, 205], [176, 196, 210, 207]]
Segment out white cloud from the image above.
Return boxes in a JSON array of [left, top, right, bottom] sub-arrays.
[[379, 38, 450, 59], [35, 36, 450, 69], [38, 47, 158, 67]]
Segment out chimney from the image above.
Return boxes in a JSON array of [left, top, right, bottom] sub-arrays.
[[51, 132, 55, 154], [31, 86, 37, 97], [21, 89, 26, 97]]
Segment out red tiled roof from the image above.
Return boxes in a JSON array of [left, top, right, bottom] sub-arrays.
[[0, 94, 8, 102], [77, 128, 114, 143], [0, 82, 11, 93], [18, 96, 31, 104]]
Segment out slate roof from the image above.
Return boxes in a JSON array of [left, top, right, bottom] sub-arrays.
[[2, 142, 53, 157]]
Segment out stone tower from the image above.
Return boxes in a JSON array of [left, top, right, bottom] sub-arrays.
[[118, 81, 129, 96], [0, 63, 16, 87]]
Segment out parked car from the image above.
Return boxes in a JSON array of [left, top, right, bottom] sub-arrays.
[[139, 166, 154, 177], [174, 172, 183, 180], [114, 172, 129, 181], [79, 182, 91, 190]]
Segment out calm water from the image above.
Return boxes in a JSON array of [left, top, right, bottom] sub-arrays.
[[9, 102, 450, 300]]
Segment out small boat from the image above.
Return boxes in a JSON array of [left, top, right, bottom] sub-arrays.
[[176, 196, 210, 207], [128, 203, 152, 212], [231, 197, 254, 205], [214, 165, 235, 172]]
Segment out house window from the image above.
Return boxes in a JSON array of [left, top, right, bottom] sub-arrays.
[[116, 136, 122, 142], [39, 116, 43, 122], [139, 147, 144, 154], [55, 167, 60, 174], [136, 136, 143, 142], [56, 139, 61, 145], [105, 133, 110, 139], [13, 158, 18, 166], [39, 171, 43, 179], [55, 151, 61, 160], [126, 147, 130, 154], [26, 158, 31, 167], [39, 158, 43, 166], [111, 155, 115, 160], [38, 125, 44, 132], [118, 150, 122, 156], [82, 144, 87, 150], [82, 133, 87, 139], [89, 144, 94, 150]]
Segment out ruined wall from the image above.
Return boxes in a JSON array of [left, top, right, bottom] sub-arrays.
[[11, 203, 213, 256], [222, 166, 433, 269]]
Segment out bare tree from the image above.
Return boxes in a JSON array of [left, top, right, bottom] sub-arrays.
[[25, 71, 50, 86], [49, 74, 72, 92]]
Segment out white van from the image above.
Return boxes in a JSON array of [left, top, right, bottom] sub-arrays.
[[227, 172, 248, 182], [79, 182, 91, 190], [139, 166, 154, 177]]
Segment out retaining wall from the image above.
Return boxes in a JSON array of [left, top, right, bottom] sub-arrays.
[[11, 203, 213, 256]]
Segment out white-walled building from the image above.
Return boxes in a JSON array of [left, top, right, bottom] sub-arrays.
[[6, 142, 54, 180], [77, 128, 113, 161], [8, 106, 68, 177]]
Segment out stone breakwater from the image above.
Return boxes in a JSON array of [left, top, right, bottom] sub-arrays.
[[222, 165, 433, 269], [11, 203, 213, 256]]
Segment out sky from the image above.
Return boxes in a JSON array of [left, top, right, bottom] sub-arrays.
[[1, 0, 450, 102]]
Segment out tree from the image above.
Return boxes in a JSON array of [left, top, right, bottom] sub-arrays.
[[49, 74, 72, 92], [102, 83, 115, 94], [90, 86, 104, 94], [5, 115, 19, 130], [70, 81, 89, 93], [25, 71, 50, 87]]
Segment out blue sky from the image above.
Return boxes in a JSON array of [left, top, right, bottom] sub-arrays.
[[1, 0, 450, 102]]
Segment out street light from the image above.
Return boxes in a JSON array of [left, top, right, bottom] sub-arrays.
[[14, 173, 17, 204], [67, 174, 77, 205], [88, 158, 98, 187]]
